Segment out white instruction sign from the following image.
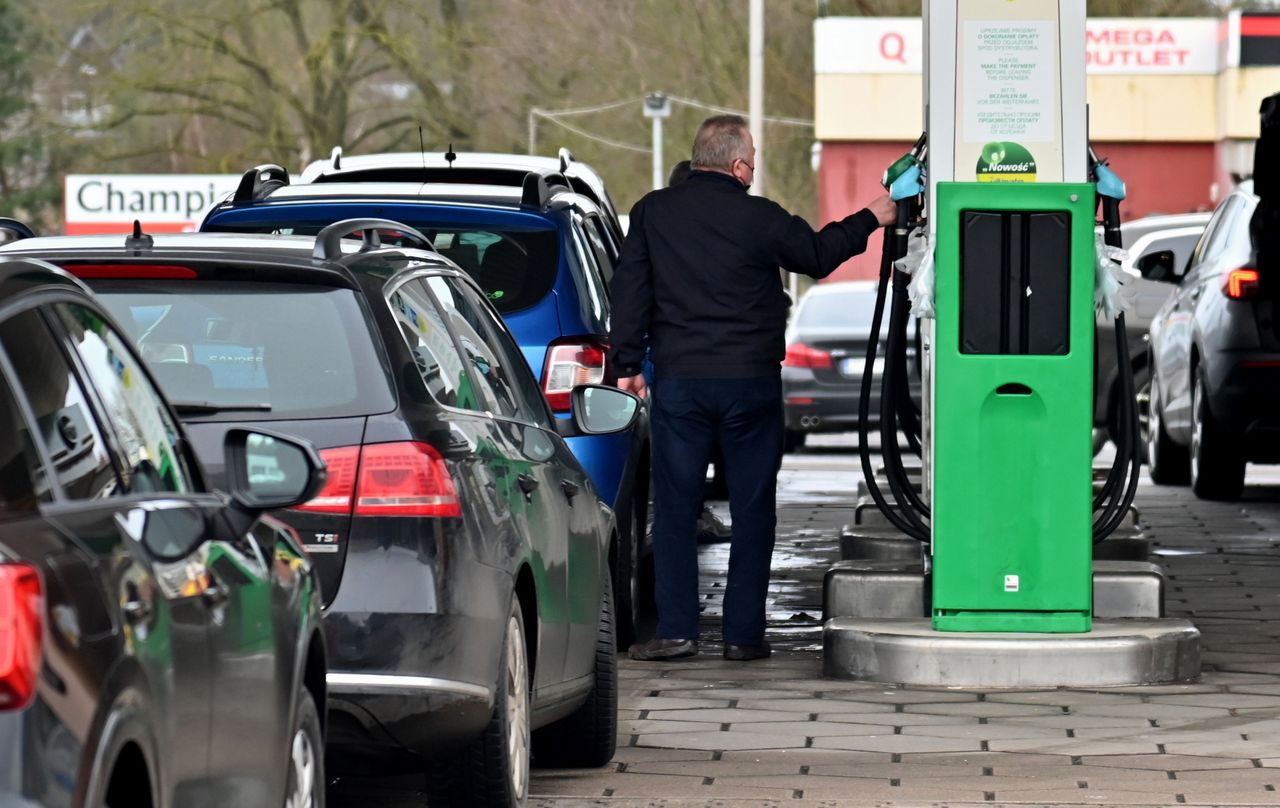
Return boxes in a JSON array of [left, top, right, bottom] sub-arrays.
[[964, 20, 1055, 142]]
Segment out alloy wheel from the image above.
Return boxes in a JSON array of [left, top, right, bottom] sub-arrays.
[[505, 613, 530, 802], [1147, 385, 1164, 473], [285, 725, 316, 808], [1190, 377, 1204, 485]]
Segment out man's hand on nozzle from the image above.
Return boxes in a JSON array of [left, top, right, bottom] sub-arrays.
[[867, 195, 897, 227], [618, 374, 648, 400]]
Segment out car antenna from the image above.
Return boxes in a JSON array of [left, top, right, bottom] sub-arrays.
[[445, 142, 456, 168], [125, 219, 153, 252], [418, 125, 427, 170]]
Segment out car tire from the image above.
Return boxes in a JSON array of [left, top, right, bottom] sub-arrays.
[[613, 503, 641, 650], [284, 688, 324, 808], [532, 576, 618, 768], [427, 598, 530, 808], [1190, 371, 1245, 501], [783, 429, 806, 454], [1146, 373, 1190, 485]]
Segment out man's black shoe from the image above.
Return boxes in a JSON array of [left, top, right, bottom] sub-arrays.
[[629, 638, 699, 661], [723, 641, 771, 661]]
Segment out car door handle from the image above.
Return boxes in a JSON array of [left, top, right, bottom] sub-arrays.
[[560, 480, 580, 502], [122, 598, 151, 624], [201, 583, 230, 609], [517, 474, 539, 498]]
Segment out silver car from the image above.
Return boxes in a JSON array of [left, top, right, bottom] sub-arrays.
[[1094, 212, 1210, 448]]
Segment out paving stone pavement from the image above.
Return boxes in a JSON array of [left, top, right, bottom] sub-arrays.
[[528, 442, 1280, 807], [330, 439, 1280, 806]]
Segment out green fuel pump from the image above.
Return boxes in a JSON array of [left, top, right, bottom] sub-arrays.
[[856, 0, 1143, 635]]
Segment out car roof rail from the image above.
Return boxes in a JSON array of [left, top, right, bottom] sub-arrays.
[[521, 171, 573, 208], [313, 218, 436, 261], [0, 218, 35, 242], [329, 146, 342, 171], [558, 147, 576, 174], [233, 164, 291, 204]]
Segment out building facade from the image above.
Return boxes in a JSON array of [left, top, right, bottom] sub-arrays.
[[815, 11, 1280, 280]]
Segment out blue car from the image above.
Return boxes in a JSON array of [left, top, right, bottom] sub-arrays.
[[201, 159, 653, 645]]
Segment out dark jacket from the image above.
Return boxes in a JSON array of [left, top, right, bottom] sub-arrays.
[[608, 170, 880, 379]]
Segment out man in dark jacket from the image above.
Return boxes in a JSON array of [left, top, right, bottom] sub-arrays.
[[611, 114, 895, 661]]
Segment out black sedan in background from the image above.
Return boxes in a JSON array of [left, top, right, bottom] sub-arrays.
[[0, 222, 638, 806], [0, 258, 328, 808], [782, 281, 917, 452], [1146, 180, 1280, 500]]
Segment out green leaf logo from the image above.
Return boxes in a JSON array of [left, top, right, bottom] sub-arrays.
[[977, 141, 1037, 183]]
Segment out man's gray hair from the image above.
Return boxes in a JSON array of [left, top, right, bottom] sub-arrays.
[[690, 114, 749, 170]]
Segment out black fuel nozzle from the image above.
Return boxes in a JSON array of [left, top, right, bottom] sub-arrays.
[[1089, 146, 1126, 250]]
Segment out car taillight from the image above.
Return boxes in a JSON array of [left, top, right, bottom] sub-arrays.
[[355, 443, 460, 517], [0, 564, 42, 711], [1225, 267, 1260, 300], [65, 264, 198, 280], [783, 343, 833, 370], [294, 443, 460, 518], [542, 339, 610, 412], [293, 446, 360, 514]]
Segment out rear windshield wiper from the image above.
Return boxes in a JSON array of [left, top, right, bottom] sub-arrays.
[[170, 401, 273, 415]]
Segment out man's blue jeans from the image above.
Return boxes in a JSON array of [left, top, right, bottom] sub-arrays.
[[650, 376, 783, 645]]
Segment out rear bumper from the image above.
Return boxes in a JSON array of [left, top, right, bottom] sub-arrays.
[[782, 370, 919, 433], [325, 668, 495, 769], [321, 554, 510, 766], [1208, 354, 1280, 461]]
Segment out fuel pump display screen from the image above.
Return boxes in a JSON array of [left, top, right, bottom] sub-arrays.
[[958, 210, 1071, 355]]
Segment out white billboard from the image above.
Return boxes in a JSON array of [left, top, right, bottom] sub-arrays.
[[65, 174, 241, 234], [817, 17, 1221, 76]]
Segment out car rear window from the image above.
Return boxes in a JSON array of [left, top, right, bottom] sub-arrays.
[[797, 290, 882, 330], [206, 220, 559, 313], [91, 280, 395, 420]]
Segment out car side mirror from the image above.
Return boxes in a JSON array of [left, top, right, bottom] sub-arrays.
[[556, 385, 641, 437], [223, 428, 326, 511], [1135, 249, 1178, 283], [119, 506, 209, 562]]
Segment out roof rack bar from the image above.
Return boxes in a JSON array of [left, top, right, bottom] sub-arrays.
[[521, 173, 550, 207], [558, 147, 576, 173], [520, 171, 574, 207], [313, 218, 435, 261], [0, 218, 35, 242], [233, 164, 291, 204]]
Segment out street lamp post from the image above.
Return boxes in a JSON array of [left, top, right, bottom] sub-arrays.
[[644, 93, 672, 190]]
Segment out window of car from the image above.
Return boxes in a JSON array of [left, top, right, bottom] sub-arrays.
[[92, 280, 394, 421], [1189, 196, 1244, 274], [387, 278, 484, 412], [209, 220, 561, 314], [797, 289, 882, 330], [0, 358, 53, 514], [1140, 232, 1202, 278], [52, 303, 196, 495], [423, 275, 535, 424], [0, 308, 120, 500], [582, 215, 616, 285], [1216, 195, 1258, 275], [569, 221, 608, 324], [443, 277, 555, 430]]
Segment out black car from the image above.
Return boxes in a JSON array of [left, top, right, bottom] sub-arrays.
[[782, 280, 919, 452], [1146, 181, 1280, 500], [0, 257, 328, 807], [0, 222, 637, 804], [200, 161, 654, 650]]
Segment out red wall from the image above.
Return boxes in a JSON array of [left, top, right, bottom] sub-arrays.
[[817, 140, 1217, 281], [818, 141, 913, 282]]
